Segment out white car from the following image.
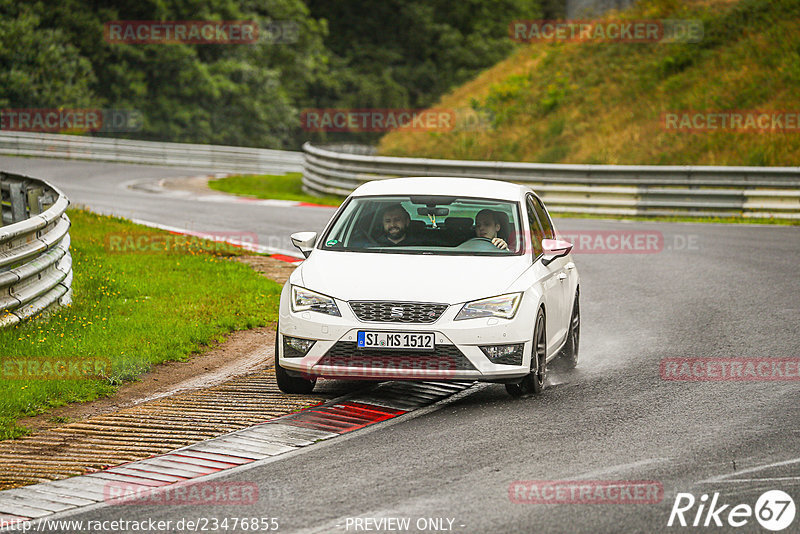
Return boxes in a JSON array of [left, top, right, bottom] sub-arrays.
[[275, 177, 580, 397]]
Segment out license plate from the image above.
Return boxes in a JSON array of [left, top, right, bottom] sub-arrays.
[[357, 331, 435, 351]]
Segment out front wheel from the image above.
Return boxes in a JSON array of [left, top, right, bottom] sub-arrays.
[[274, 327, 316, 394], [506, 308, 547, 397], [558, 292, 580, 369]]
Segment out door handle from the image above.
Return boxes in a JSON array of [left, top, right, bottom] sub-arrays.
[[557, 273, 567, 281]]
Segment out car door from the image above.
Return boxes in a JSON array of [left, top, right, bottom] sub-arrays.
[[526, 196, 564, 354], [530, 194, 572, 347]]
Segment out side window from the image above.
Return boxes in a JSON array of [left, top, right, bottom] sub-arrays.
[[532, 196, 555, 239], [526, 199, 544, 257]]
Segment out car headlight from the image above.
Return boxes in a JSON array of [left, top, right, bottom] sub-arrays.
[[291, 286, 341, 316], [455, 293, 522, 321]]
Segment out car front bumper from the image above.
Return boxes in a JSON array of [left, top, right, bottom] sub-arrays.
[[277, 290, 536, 382]]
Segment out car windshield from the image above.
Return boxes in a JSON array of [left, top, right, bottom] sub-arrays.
[[320, 195, 523, 255]]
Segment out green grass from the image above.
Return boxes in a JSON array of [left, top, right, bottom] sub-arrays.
[[380, 0, 800, 166], [208, 173, 344, 207], [0, 209, 283, 440]]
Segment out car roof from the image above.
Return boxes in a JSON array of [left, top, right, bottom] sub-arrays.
[[350, 177, 529, 201]]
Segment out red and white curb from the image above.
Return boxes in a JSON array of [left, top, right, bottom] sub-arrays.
[[130, 176, 337, 211], [125, 175, 333, 263], [198, 196, 335, 210], [0, 381, 473, 527]]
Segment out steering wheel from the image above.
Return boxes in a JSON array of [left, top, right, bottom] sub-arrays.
[[457, 237, 504, 252], [349, 227, 377, 247]]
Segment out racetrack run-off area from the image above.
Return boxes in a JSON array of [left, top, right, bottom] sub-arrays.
[[0, 156, 798, 533]]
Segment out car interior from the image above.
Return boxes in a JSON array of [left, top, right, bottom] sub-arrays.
[[355, 205, 516, 249]]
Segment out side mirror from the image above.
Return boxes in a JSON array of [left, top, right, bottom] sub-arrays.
[[291, 231, 317, 258], [541, 238, 573, 266]]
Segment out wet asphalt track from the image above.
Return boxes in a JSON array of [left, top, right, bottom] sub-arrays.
[[2, 156, 799, 534]]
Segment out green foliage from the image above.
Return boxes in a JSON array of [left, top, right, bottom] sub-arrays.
[[484, 73, 532, 126], [0, 1, 95, 108], [380, 0, 800, 166], [306, 0, 543, 109], [538, 74, 570, 114], [293, 0, 545, 145], [0, 0, 547, 149]]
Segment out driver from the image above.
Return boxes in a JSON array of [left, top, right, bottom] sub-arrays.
[[475, 209, 509, 250], [376, 204, 423, 246]]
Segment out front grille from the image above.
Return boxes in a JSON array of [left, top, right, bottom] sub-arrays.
[[349, 301, 448, 323], [317, 342, 476, 371]]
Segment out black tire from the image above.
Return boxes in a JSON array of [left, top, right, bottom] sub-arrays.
[[274, 327, 316, 394], [506, 308, 547, 397], [559, 292, 580, 369]]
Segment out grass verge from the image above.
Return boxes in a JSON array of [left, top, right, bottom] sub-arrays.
[[0, 209, 282, 440], [379, 0, 800, 166], [208, 173, 344, 207]]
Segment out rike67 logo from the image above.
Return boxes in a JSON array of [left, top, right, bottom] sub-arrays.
[[668, 490, 796, 531]]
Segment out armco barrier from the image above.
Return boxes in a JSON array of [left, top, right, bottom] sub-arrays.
[[1, 132, 797, 219], [302, 143, 800, 219], [0, 131, 303, 174], [0, 172, 72, 328]]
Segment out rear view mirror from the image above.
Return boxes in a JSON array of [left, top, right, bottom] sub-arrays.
[[417, 207, 450, 217], [541, 238, 573, 266], [290, 231, 317, 258]]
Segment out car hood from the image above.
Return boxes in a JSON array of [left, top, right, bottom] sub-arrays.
[[296, 250, 529, 303]]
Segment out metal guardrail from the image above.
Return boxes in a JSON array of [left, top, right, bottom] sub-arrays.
[[0, 172, 72, 328], [302, 143, 800, 219], [0, 131, 303, 174]]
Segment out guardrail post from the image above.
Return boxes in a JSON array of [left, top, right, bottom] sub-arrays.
[[27, 186, 44, 216], [8, 182, 27, 223]]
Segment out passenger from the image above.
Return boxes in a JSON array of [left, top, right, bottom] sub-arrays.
[[376, 204, 423, 246], [475, 209, 509, 250]]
